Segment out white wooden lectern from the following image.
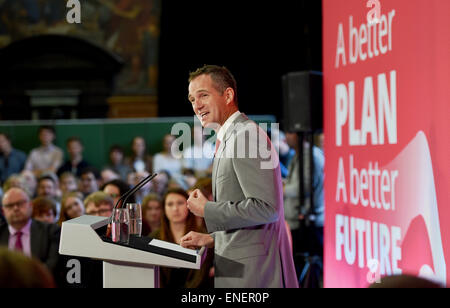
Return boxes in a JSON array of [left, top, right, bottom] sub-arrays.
[[59, 215, 204, 288]]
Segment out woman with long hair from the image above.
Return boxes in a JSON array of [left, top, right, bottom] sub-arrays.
[[150, 187, 213, 288], [57, 192, 85, 226], [142, 193, 162, 236]]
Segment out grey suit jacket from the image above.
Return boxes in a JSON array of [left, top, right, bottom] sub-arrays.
[[0, 219, 61, 273], [204, 114, 298, 288]]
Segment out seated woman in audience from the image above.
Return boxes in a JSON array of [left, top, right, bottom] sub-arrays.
[[150, 188, 213, 288], [57, 192, 85, 226], [32, 196, 57, 224], [188, 177, 213, 230], [101, 178, 133, 208], [141, 193, 162, 235], [59, 172, 78, 195], [125, 136, 153, 173]]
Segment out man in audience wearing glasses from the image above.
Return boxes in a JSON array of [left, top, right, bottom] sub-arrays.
[[0, 187, 60, 276]]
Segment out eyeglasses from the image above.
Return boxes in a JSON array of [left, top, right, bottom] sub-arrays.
[[3, 199, 28, 210], [86, 208, 111, 216]]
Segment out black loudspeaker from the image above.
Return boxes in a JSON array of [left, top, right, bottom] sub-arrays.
[[282, 71, 323, 132]]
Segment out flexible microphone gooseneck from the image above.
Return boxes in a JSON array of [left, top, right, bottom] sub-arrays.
[[109, 173, 158, 222]]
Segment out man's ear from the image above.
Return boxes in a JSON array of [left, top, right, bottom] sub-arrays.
[[224, 88, 235, 105]]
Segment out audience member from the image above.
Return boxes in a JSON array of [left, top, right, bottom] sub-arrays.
[[189, 177, 212, 229], [0, 133, 27, 185], [369, 274, 443, 288], [0, 208, 5, 225], [100, 168, 120, 184], [125, 136, 153, 173], [182, 127, 214, 177], [57, 137, 91, 177], [57, 191, 102, 288], [2, 174, 27, 196], [271, 129, 295, 179], [36, 173, 61, 219], [79, 167, 101, 198], [153, 134, 183, 184], [284, 132, 325, 279], [0, 247, 56, 288], [189, 177, 213, 201], [151, 170, 171, 198], [36, 174, 59, 199], [58, 192, 85, 226], [24, 126, 63, 177], [101, 178, 133, 208], [32, 197, 57, 224], [59, 172, 78, 195], [149, 188, 213, 288], [142, 193, 162, 236], [127, 171, 152, 204], [105, 145, 132, 181], [84, 191, 113, 217], [20, 170, 37, 198], [181, 168, 198, 190], [0, 187, 60, 275]]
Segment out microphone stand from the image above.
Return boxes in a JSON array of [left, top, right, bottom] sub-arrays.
[[109, 173, 158, 223]]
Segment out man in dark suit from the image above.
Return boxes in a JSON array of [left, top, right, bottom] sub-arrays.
[[0, 187, 60, 274]]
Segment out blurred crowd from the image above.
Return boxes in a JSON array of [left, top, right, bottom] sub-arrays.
[[0, 125, 324, 288]]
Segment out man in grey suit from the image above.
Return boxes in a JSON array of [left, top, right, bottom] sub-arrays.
[[0, 187, 60, 275], [181, 65, 298, 288]]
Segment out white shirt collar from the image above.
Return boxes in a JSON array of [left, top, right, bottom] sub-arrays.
[[217, 110, 241, 142]]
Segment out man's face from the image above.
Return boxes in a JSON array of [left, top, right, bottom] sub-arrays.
[[37, 179, 57, 197], [2, 188, 32, 228], [80, 172, 98, 194], [188, 74, 228, 128], [85, 201, 111, 217], [67, 141, 83, 159], [163, 135, 175, 153], [110, 150, 123, 165], [0, 135, 11, 153], [39, 129, 54, 146], [34, 210, 55, 224], [132, 138, 145, 156], [286, 132, 299, 149], [104, 184, 120, 207]]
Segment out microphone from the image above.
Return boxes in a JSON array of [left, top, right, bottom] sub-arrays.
[[109, 173, 158, 222]]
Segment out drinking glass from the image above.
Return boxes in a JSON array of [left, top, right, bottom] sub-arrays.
[[111, 208, 130, 244], [127, 203, 142, 237]]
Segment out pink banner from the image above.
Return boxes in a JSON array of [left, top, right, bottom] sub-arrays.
[[323, 0, 450, 287]]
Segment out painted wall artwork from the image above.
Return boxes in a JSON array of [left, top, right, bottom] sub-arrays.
[[0, 0, 161, 95]]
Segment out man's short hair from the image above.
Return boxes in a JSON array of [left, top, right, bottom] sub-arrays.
[[188, 65, 238, 105], [80, 167, 101, 180], [0, 132, 10, 141], [109, 144, 124, 154], [38, 126, 56, 135], [66, 136, 82, 146], [37, 174, 57, 186], [32, 197, 57, 217], [83, 191, 113, 209]]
